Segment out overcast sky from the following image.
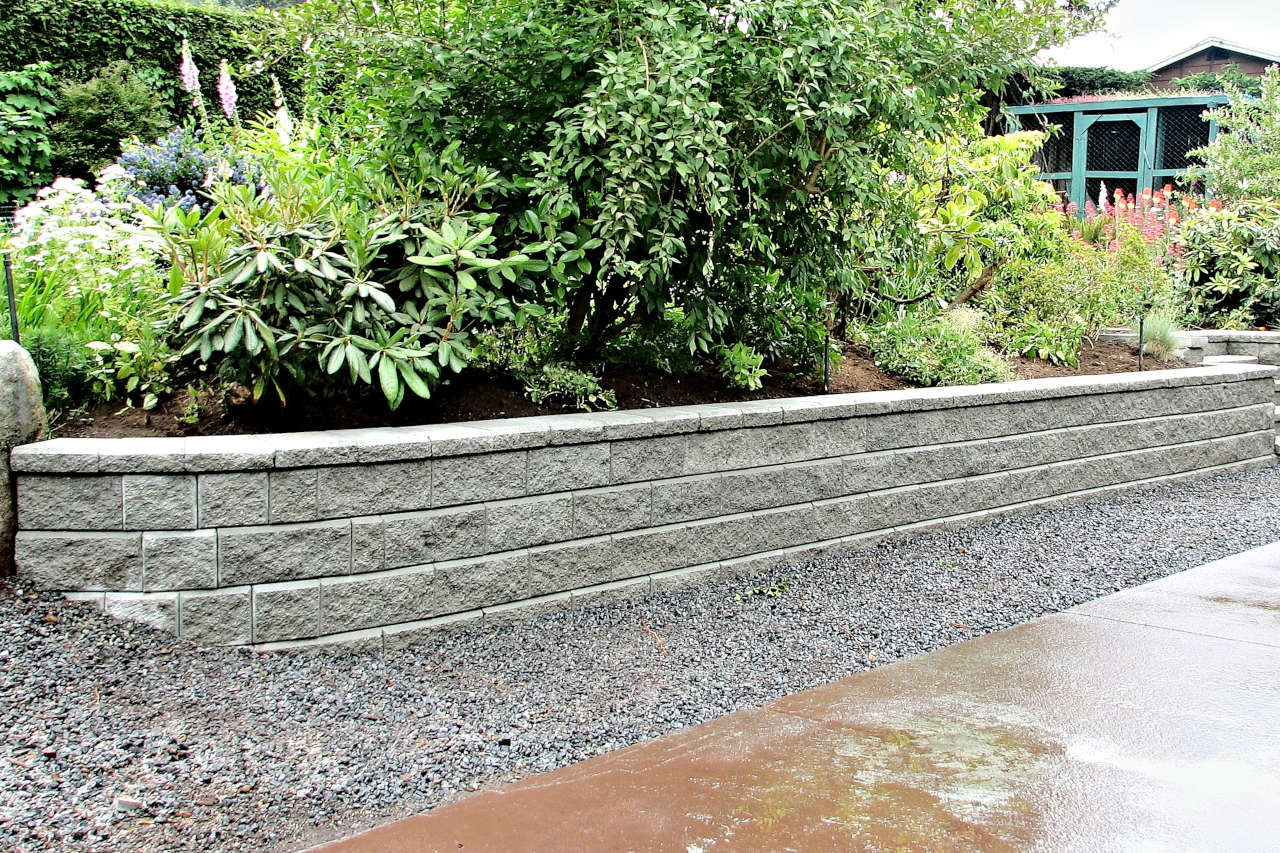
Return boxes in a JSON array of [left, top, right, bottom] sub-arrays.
[[1043, 0, 1280, 70]]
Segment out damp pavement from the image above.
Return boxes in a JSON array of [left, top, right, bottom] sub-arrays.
[[316, 541, 1280, 853]]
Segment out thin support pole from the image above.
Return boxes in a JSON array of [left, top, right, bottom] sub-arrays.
[[2, 253, 17, 345], [1138, 317, 1145, 372], [823, 332, 830, 393]]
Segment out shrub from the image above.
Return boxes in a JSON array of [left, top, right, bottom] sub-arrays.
[[868, 311, 1012, 387], [152, 127, 545, 407], [1179, 199, 1280, 329], [1045, 66, 1153, 98], [50, 62, 172, 182], [1, 0, 292, 122], [2, 176, 175, 410], [0, 64, 58, 206], [112, 128, 257, 210], [1192, 66, 1280, 203]]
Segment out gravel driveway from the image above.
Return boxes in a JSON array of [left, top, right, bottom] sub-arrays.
[[3, 466, 1279, 852]]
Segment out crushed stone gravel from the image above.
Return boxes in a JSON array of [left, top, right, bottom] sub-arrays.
[[2, 466, 1279, 851]]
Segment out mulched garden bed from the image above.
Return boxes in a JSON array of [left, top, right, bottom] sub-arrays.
[[56, 340, 1184, 439]]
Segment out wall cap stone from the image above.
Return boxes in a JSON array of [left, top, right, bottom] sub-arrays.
[[9, 363, 1275, 474]]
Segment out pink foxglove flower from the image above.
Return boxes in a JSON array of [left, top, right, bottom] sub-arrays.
[[217, 59, 238, 122], [179, 40, 200, 95]]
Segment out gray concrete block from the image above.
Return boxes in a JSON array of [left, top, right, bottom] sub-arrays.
[[812, 495, 871, 537], [648, 561, 726, 592], [573, 484, 651, 538], [684, 423, 821, 475], [382, 610, 483, 651], [316, 460, 431, 518], [432, 450, 526, 507], [349, 426, 434, 463], [105, 592, 177, 633], [18, 474, 122, 530], [218, 520, 350, 586], [98, 438, 187, 473], [610, 435, 687, 483], [482, 591, 572, 623], [198, 471, 268, 528], [527, 443, 610, 494], [569, 575, 652, 606], [182, 435, 275, 472], [123, 475, 196, 530], [351, 517, 385, 574], [253, 581, 322, 643], [433, 551, 535, 613], [179, 589, 250, 645], [487, 494, 573, 551], [613, 524, 718, 577], [9, 439, 102, 474], [143, 530, 216, 590], [320, 569, 434, 634], [268, 468, 318, 524], [15, 531, 142, 591], [721, 459, 844, 514], [272, 431, 359, 468], [651, 473, 727, 525], [526, 536, 619, 592], [384, 506, 487, 569]]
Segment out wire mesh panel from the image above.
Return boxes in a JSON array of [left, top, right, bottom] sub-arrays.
[[1020, 113, 1073, 175], [1156, 105, 1211, 172], [1085, 119, 1143, 173]]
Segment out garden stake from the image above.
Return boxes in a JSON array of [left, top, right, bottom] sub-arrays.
[[3, 253, 17, 345], [1138, 317, 1145, 372], [823, 332, 830, 393]]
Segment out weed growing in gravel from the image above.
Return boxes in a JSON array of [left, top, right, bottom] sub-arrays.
[[737, 579, 791, 600]]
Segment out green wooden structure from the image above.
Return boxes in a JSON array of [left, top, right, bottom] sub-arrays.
[[1008, 95, 1228, 209]]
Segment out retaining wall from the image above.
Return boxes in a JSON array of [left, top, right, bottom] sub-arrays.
[[11, 364, 1278, 649]]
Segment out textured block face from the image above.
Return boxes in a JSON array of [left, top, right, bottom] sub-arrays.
[[218, 521, 350, 586], [651, 474, 728, 526], [123, 475, 196, 530], [105, 593, 177, 633], [384, 506, 487, 569], [268, 469, 318, 524], [610, 435, 687, 483], [143, 530, 217, 590], [487, 495, 573, 551], [433, 552, 535, 613], [721, 459, 844, 514], [527, 443, 611, 494], [321, 569, 436, 634], [351, 517, 385, 575], [15, 532, 142, 591], [180, 590, 251, 645], [18, 475, 122, 531], [316, 460, 431, 519], [432, 451, 526, 507], [253, 583, 322, 643], [573, 484, 651, 538], [526, 537, 619, 592], [197, 472, 268, 528]]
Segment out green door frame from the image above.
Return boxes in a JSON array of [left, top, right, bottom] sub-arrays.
[[1070, 111, 1151, 210]]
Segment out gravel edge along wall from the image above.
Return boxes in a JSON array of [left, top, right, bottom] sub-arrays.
[[10, 364, 1278, 647]]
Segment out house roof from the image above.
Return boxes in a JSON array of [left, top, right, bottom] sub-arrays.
[[1144, 37, 1280, 72]]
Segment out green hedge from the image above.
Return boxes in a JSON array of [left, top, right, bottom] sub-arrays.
[[1, 0, 291, 124], [1046, 66, 1154, 98]]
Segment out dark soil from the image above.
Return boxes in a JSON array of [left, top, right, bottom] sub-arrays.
[[55, 341, 1185, 439]]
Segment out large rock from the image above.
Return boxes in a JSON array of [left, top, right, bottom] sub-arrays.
[[0, 341, 44, 574]]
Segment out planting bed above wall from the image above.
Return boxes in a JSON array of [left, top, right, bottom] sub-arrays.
[[11, 364, 1277, 649]]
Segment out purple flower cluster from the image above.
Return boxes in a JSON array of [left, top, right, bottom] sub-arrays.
[[115, 128, 256, 211]]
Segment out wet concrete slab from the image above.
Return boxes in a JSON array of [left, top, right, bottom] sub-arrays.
[[313, 543, 1280, 853]]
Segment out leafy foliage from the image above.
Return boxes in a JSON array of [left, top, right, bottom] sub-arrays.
[[0, 64, 58, 206], [49, 62, 172, 181], [1171, 63, 1264, 98], [868, 311, 1012, 387], [1192, 66, 1280, 203], [1179, 199, 1280, 329], [150, 127, 545, 407], [112, 127, 258, 210], [1043, 66, 1153, 97], [1, 0, 292, 122]]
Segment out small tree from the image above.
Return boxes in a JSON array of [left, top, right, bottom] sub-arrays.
[[51, 62, 173, 181], [1192, 66, 1280, 202], [0, 63, 58, 206]]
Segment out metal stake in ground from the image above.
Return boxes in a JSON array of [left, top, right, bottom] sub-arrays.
[[1138, 317, 1145, 372], [2, 254, 17, 345]]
